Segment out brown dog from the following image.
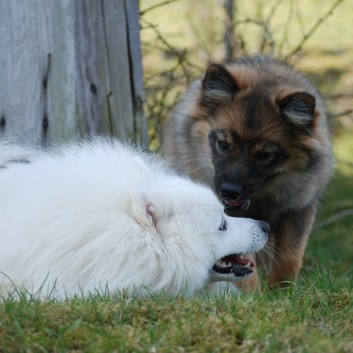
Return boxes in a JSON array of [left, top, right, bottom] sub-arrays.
[[162, 56, 334, 290]]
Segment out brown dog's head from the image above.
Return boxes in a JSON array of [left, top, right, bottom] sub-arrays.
[[194, 56, 328, 211]]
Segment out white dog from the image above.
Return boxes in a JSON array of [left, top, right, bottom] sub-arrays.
[[0, 139, 268, 298]]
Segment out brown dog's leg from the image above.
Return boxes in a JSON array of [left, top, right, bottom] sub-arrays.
[[268, 238, 307, 288], [268, 205, 317, 288]]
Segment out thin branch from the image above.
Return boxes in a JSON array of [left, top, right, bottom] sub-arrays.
[[232, 18, 275, 54], [264, 0, 284, 26], [329, 109, 353, 119], [140, 17, 202, 72], [314, 209, 353, 230], [325, 93, 353, 100], [139, 0, 180, 16], [285, 0, 345, 60], [278, 0, 295, 57]]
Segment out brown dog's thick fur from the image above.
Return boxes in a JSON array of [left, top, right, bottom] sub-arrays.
[[162, 56, 334, 290]]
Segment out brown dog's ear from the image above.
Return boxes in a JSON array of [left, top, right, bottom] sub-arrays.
[[277, 92, 316, 132], [200, 64, 238, 110]]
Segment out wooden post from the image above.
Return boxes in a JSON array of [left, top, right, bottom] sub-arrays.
[[0, 0, 147, 147], [223, 0, 237, 61]]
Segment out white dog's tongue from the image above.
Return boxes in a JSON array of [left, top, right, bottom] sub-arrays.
[[220, 254, 254, 268]]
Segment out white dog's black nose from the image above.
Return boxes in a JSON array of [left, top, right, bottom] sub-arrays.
[[258, 221, 270, 233]]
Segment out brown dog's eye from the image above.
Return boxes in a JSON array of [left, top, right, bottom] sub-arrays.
[[254, 151, 274, 164], [217, 140, 228, 152]]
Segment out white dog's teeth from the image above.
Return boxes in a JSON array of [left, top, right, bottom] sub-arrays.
[[244, 260, 251, 268], [216, 261, 229, 268]]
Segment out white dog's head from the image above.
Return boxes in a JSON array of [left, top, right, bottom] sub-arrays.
[[131, 174, 268, 293]]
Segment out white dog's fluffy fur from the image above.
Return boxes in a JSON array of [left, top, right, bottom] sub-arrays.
[[0, 139, 268, 298]]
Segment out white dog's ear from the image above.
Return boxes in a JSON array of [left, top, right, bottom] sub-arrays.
[[131, 188, 159, 231], [133, 155, 152, 177]]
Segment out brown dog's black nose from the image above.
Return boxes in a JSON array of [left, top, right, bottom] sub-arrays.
[[220, 182, 242, 200]]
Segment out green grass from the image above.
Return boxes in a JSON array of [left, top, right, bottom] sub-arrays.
[[0, 132, 352, 352], [0, 275, 352, 352]]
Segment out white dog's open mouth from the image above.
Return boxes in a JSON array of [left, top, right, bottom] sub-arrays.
[[213, 254, 254, 277]]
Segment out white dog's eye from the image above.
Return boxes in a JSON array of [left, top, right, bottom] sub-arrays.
[[218, 218, 227, 231]]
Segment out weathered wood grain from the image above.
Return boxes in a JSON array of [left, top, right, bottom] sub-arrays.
[[0, 0, 147, 147]]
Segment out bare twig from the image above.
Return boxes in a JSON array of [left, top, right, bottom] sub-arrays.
[[140, 17, 202, 73], [260, 0, 285, 56], [264, 0, 284, 26], [325, 93, 353, 100], [277, 0, 295, 57], [314, 209, 353, 230], [232, 18, 275, 54], [285, 0, 345, 60], [329, 109, 353, 119], [139, 0, 180, 16]]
